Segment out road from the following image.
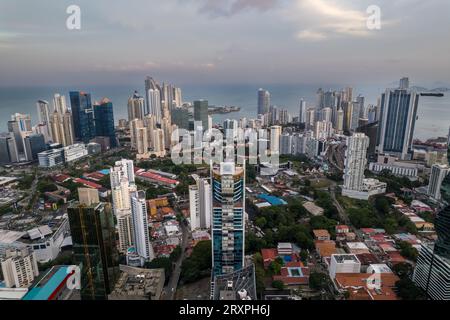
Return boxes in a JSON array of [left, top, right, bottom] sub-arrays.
[[329, 182, 364, 241], [162, 219, 190, 300]]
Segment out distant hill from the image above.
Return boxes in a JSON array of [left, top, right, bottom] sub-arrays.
[[430, 87, 450, 92], [410, 86, 449, 93]]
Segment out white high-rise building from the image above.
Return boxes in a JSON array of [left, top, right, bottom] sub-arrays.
[[49, 111, 74, 147], [0, 248, 39, 288], [270, 126, 282, 154], [280, 134, 293, 155], [161, 117, 172, 149], [130, 119, 144, 150], [336, 109, 344, 134], [33, 123, 52, 143], [53, 93, 68, 114], [343, 133, 369, 192], [428, 164, 450, 201], [189, 177, 212, 231], [152, 128, 165, 156], [36, 100, 51, 136], [148, 88, 162, 123], [111, 159, 135, 186], [314, 120, 333, 140], [174, 87, 182, 107], [136, 127, 149, 155], [320, 107, 332, 123], [117, 210, 134, 253], [110, 159, 136, 254], [299, 99, 307, 124], [127, 91, 145, 121], [306, 108, 316, 131], [131, 191, 155, 265]]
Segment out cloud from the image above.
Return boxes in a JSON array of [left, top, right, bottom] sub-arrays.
[[296, 30, 326, 41], [94, 60, 216, 73], [198, 0, 279, 17], [0, 31, 21, 49], [289, 0, 378, 40]]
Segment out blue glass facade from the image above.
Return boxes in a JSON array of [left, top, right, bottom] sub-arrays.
[[94, 100, 116, 147], [211, 164, 245, 276], [25, 133, 47, 161], [70, 91, 95, 144], [379, 89, 419, 158]]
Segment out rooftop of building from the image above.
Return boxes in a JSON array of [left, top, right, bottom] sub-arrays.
[[335, 273, 399, 301], [23, 265, 73, 300], [313, 229, 331, 238], [109, 265, 165, 300], [136, 171, 179, 186], [332, 254, 360, 264], [213, 264, 257, 301], [315, 240, 337, 258]]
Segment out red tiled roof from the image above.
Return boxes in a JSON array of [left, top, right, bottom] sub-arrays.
[[74, 178, 102, 189], [261, 249, 277, 262], [137, 171, 179, 186], [84, 172, 105, 181], [53, 174, 71, 183], [361, 228, 376, 234]]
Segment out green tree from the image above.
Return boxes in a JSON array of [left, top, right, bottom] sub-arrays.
[[395, 278, 426, 300], [375, 196, 391, 215], [272, 280, 285, 290], [392, 262, 414, 279], [245, 232, 267, 254], [269, 260, 282, 275], [181, 241, 212, 283], [255, 217, 267, 228], [99, 174, 111, 189], [398, 241, 418, 262], [145, 257, 173, 281], [309, 272, 328, 290], [348, 207, 378, 228], [383, 217, 399, 234]]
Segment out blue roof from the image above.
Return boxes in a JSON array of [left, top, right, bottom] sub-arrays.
[[257, 194, 287, 206], [98, 169, 110, 175], [23, 266, 70, 300]]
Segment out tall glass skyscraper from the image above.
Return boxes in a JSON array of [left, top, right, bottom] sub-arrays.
[[413, 148, 450, 300], [257, 89, 270, 116], [211, 162, 245, 276], [68, 201, 120, 300], [377, 83, 419, 160], [194, 100, 209, 131], [94, 98, 116, 148], [70, 91, 96, 144]]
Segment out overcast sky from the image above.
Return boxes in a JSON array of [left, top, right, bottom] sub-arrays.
[[1, 0, 449, 87]]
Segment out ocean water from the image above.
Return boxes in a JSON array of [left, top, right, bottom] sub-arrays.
[[0, 84, 448, 141]]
